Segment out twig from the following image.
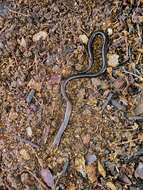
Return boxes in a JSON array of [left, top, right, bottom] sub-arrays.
[[101, 92, 113, 112], [23, 168, 49, 190], [0, 25, 8, 35], [15, 135, 39, 149], [128, 116, 143, 121], [6, 7, 30, 17], [122, 68, 141, 79], [136, 53, 142, 65], [111, 138, 139, 146]]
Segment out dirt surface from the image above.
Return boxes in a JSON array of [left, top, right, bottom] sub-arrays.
[[0, 0, 143, 190]]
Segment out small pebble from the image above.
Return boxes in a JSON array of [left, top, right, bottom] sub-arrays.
[[108, 53, 119, 67], [26, 127, 32, 137], [0, 42, 4, 49], [0, 5, 8, 17], [135, 162, 143, 179], [86, 154, 97, 165], [79, 34, 88, 45], [107, 28, 113, 35], [26, 89, 35, 104], [33, 31, 48, 42]]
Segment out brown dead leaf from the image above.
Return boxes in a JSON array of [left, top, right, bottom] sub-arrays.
[[98, 161, 106, 178], [75, 155, 86, 177], [86, 164, 97, 183], [106, 182, 117, 190]]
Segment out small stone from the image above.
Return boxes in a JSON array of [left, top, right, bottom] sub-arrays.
[[26, 89, 35, 104], [20, 149, 30, 160], [26, 127, 32, 137], [108, 54, 119, 67], [33, 31, 48, 42], [0, 41, 4, 49], [135, 162, 143, 179], [0, 5, 8, 17], [86, 154, 97, 165], [107, 28, 113, 35], [79, 34, 88, 45], [119, 174, 132, 185]]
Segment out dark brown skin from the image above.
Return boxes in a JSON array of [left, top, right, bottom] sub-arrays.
[[53, 31, 109, 147]]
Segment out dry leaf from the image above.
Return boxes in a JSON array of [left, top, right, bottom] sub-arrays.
[[108, 53, 119, 67], [19, 37, 27, 48], [98, 161, 106, 178], [75, 155, 86, 177], [79, 34, 88, 45], [86, 164, 97, 183], [33, 31, 48, 42], [40, 168, 55, 188], [106, 182, 117, 190]]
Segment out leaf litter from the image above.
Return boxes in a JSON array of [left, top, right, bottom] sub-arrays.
[[0, 0, 143, 189]]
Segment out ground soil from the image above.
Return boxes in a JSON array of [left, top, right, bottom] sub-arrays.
[[0, 1, 143, 190]]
